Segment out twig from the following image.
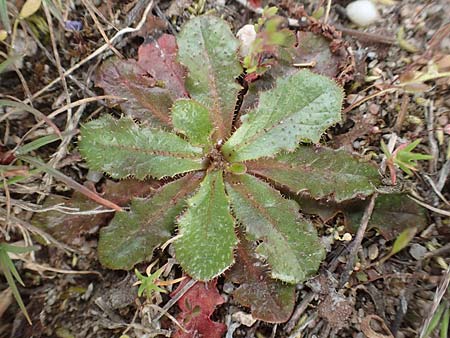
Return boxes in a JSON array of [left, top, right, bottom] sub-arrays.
[[152, 278, 197, 323], [339, 193, 378, 288], [423, 175, 449, 206], [408, 194, 450, 217], [426, 101, 439, 173], [437, 158, 450, 192], [0, 209, 78, 254], [285, 292, 315, 333], [23, 0, 155, 104], [323, 0, 332, 24], [334, 25, 396, 45], [81, 0, 124, 59]]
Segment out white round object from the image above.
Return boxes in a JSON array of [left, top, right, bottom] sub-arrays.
[[346, 0, 379, 27], [236, 24, 257, 57]]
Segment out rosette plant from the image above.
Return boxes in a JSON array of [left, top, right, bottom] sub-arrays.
[[79, 15, 380, 286]]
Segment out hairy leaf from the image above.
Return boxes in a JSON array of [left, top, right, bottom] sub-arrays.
[[137, 34, 188, 98], [172, 278, 226, 338], [247, 145, 380, 202], [177, 16, 242, 140], [32, 179, 156, 245], [171, 99, 214, 147], [174, 171, 237, 281], [99, 173, 203, 270], [96, 34, 187, 126], [225, 235, 295, 323], [226, 174, 324, 283], [79, 115, 204, 180], [222, 70, 343, 162], [95, 59, 174, 126]]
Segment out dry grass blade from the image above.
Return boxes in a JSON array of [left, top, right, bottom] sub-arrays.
[[19, 155, 123, 212], [23, 0, 155, 103], [420, 267, 450, 338], [0, 100, 61, 137]]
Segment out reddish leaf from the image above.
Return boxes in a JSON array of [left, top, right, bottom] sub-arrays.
[[293, 31, 348, 80], [31, 179, 157, 245], [171, 278, 226, 338], [138, 34, 188, 98], [96, 34, 187, 126], [96, 59, 174, 126], [248, 0, 262, 7], [225, 235, 295, 323]]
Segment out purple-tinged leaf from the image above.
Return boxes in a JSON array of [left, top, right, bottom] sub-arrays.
[[225, 235, 295, 323]]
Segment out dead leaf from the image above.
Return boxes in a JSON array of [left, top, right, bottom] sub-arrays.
[[225, 234, 296, 323], [298, 193, 427, 241], [171, 278, 226, 338], [361, 314, 394, 338]]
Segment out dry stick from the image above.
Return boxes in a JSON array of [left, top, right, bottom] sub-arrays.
[[152, 278, 197, 323], [42, 3, 73, 189], [22, 23, 104, 103], [20, 155, 122, 212], [426, 101, 439, 174], [0, 209, 77, 254], [338, 192, 378, 289], [334, 25, 396, 45], [16, 95, 124, 147], [285, 292, 316, 333], [437, 158, 450, 192], [81, 0, 124, 59], [23, 0, 155, 104], [42, 3, 72, 124]]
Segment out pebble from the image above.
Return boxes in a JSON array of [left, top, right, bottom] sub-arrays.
[[368, 244, 379, 260], [409, 243, 427, 260], [346, 0, 379, 27], [236, 24, 256, 58]]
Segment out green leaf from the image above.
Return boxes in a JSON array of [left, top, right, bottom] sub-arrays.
[[225, 234, 296, 323], [177, 15, 242, 141], [0, 0, 11, 33], [19, 0, 41, 19], [246, 146, 380, 202], [0, 244, 35, 324], [225, 174, 324, 283], [222, 70, 343, 162], [174, 170, 237, 281], [79, 115, 204, 180], [171, 99, 214, 147], [390, 227, 417, 256], [98, 173, 203, 270]]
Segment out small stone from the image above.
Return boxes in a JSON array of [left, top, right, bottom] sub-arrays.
[[368, 244, 379, 260], [232, 311, 257, 327], [342, 233, 353, 241], [222, 282, 234, 294], [409, 243, 427, 260], [236, 24, 256, 58], [346, 0, 379, 27]]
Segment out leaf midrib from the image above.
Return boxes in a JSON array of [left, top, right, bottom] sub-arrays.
[[94, 141, 202, 160], [247, 159, 374, 185], [228, 178, 298, 262], [231, 90, 329, 153], [198, 22, 225, 140]]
